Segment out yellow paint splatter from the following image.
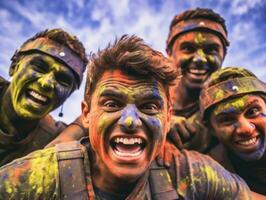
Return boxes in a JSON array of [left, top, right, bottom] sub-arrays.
[[125, 117, 133, 127]]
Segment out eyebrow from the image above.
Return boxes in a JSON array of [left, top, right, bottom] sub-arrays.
[[135, 90, 164, 103], [99, 89, 126, 100], [216, 99, 260, 116]]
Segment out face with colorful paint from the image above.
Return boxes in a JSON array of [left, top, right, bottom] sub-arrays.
[[82, 69, 170, 183], [210, 94, 266, 161], [9, 53, 76, 119], [171, 31, 224, 91]]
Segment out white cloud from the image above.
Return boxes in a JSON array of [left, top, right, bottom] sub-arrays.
[[231, 0, 264, 15]]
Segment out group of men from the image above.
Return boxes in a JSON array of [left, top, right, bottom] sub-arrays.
[[0, 7, 265, 200]]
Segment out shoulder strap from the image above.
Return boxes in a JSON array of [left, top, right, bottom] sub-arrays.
[[148, 161, 179, 200], [56, 141, 88, 200]]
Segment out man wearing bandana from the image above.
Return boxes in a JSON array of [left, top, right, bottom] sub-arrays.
[[166, 8, 229, 152], [0, 28, 88, 166], [200, 67, 266, 195], [0, 36, 254, 200]]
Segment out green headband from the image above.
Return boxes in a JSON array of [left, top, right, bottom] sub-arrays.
[[200, 77, 266, 120]]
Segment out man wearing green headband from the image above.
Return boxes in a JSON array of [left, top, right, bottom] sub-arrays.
[[0, 28, 88, 166], [166, 8, 229, 153], [200, 67, 266, 195]]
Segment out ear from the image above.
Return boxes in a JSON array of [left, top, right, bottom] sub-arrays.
[[9, 63, 19, 77], [81, 100, 90, 128]]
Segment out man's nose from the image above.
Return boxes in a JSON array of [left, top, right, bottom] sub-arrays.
[[192, 49, 207, 64], [234, 117, 255, 137], [37, 73, 55, 90], [118, 105, 142, 132]]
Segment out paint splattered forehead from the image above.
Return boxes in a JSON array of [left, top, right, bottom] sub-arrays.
[[17, 37, 86, 86], [200, 76, 266, 120], [212, 95, 248, 116], [94, 70, 167, 102]]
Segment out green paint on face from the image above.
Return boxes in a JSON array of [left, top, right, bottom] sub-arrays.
[[9, 53, 75, 119], [194, 33, 206, 44], [213, 96, 248, 116]]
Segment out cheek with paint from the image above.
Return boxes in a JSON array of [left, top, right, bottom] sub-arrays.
[[53, 85, 72, 107], [206, 54, 223, 72]]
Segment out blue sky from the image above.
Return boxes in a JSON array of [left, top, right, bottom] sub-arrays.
[[0, 0, 265, 123]]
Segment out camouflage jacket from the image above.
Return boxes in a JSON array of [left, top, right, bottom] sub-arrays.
[[0, 140, 251, 200], [209, 144, 266, 195]]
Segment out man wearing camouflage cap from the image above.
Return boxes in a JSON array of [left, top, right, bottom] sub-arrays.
[[200, 67, 266, 195], [166, 8, 229, 152], [0, 28, 88, 166]]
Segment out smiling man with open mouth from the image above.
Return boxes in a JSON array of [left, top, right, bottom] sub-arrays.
[[0, 28, 88, 166], [200, 67, 266, 195], [0, 35, 255, 200], [164, 8, 230, 153]]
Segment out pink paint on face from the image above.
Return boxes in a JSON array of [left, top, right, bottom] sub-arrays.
[[82, 69, 170, 191], [210, 95, 266, 161]]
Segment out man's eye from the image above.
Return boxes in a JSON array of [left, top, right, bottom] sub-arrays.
[[246, 107, 260, 117], [31, 61, 48, 73], [140, 103, 159, 115], [204, 47, 218, 55], [180, 45, 195, 53], [216, 116, 235, 126], [103, 100, 121, 112], [55, 73, 73, 87]]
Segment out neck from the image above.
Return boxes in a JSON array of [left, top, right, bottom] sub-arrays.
[[172, 81, 200, 110], [0, 87, 39, 140]]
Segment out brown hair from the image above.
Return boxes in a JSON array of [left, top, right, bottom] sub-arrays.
[[85, 35, 177, 105]]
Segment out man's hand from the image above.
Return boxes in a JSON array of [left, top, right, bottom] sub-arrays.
[[156, 140, 180, 168], [168, 116, 197, 149]]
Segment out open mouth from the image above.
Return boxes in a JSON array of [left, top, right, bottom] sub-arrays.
[[188, 68, 208, 76], [110, 136, 147, 158], [234, 136, 260, 152], [26, 89, 50, 106]]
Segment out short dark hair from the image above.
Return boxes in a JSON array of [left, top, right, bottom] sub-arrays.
[[166, 8, 228, 55], [85, 35, 177, 105], [9, 28, 88, 80]]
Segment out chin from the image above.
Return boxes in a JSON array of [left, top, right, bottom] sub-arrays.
[[111, 166, 146, 182]]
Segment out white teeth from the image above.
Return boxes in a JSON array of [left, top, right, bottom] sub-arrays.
[[114, 149, 142, 157], [238, 137, 257, 145], [189, 68, 207, 75], [29, 90, 48, 102], [114, 137, 143, 145]]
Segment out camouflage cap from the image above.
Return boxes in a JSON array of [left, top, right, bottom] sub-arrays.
[[200, 76, 266, 121], [17, 37, 86, 87]]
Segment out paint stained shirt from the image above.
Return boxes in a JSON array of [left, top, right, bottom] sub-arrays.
[[0, 76, 67, 166], [209, 144, 266, 195], [0, 143, 251, 200]]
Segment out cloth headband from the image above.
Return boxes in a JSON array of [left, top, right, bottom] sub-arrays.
[[18, 37, 85, 86], [167, 18, 229, 53]]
